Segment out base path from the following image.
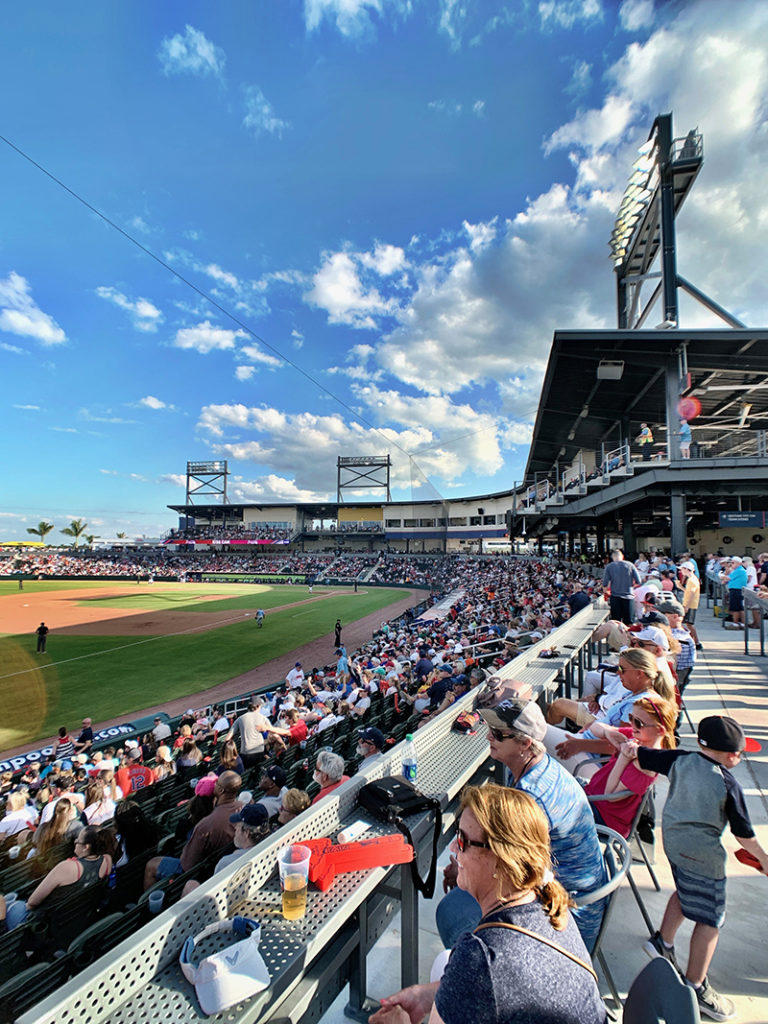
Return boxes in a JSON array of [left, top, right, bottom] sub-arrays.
[[0, 588, 426, 759]]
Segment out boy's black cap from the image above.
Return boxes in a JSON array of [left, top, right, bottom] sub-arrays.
[[698, 715, 761, 753]]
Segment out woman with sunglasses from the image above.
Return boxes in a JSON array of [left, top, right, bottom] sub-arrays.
[[544, 647, 675, 776], [582, 695, 678, 838], [371, 785, 605, 1024]]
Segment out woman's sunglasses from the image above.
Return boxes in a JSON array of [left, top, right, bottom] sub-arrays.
[[628, 714, 659, 730], [488, 726, 516, 742], [456, 826, 492, 853]]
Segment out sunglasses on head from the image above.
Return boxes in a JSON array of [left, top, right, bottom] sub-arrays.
[[456, 826, 492, 853]]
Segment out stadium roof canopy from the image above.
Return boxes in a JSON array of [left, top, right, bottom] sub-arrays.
[[525, 328, 768, 479]]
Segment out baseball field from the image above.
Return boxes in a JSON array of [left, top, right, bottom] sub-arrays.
[[0, 579, 410, 753]]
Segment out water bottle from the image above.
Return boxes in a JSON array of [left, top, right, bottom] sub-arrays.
[[402, 734, 418, 784]]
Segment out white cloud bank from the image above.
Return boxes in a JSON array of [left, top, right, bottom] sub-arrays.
[[0, 272, 66, 345], [197, 1, 768, 502]]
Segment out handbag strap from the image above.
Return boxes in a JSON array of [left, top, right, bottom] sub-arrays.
[[473, 921, 598, 982]]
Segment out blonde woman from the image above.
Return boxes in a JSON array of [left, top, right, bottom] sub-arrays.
[[372, 785, 605, 1024], [83, 780, 116, 826], [545, 647, 675, 776]]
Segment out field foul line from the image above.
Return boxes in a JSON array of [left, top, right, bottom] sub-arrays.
[[0, 611, 263, 681]]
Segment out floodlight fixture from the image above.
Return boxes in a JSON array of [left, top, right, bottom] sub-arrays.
[[738, 403, 752, 427], [597, 360, 625, 380]]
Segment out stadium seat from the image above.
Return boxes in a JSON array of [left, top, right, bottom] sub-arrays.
[[0, 957, 74, 1024], [0, 922, 35, 984], [68, 906, 146, 968]]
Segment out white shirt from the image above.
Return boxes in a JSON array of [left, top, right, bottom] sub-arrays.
[[256, 787, 288, 818], [354, 696, 371, 716], [39, 790, 85, 825], [0, 807, 39, 837], [286, 667, 304, 689], [153, 723, 171, 742]]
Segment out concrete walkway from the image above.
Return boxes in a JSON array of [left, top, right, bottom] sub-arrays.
[[318, 603, 768, 1023]]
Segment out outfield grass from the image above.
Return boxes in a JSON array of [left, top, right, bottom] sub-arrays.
[[76, 584, 334, 614], [0, 586, 406, 750], [0, 579, 132, 595]]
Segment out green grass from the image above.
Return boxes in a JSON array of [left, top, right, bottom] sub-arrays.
[[76, 584, 335, 614], [0, 579, 131, 595], [0, 586, 406, 750]]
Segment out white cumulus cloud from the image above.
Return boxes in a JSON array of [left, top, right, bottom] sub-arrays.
[[158, 25, 225, 77], [539, 0, 603, 30], [304, 0, 412, 38], [173, 321, 248, 354], [305, 243, 408, 328], [0, 272, 66, 345], [619, 0, 655, 32], [139, 395, 172, 410], [96, 286, 163, 332]]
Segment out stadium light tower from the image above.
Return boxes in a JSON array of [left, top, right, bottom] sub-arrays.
[[611, 112, 748, 331], [185, 460, 229, 504]]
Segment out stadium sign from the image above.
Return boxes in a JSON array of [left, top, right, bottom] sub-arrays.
[[0, 723, 138, 772], [718, 512, 765, 528]]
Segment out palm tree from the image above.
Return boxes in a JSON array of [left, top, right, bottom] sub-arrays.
[[26, 521, 55, 543], [84, 534, 96, 547], [61, 518, 89, 547], [116, 532, 127, 539]]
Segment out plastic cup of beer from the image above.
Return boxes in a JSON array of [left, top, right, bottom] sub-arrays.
[[278, 844, 311, 921]]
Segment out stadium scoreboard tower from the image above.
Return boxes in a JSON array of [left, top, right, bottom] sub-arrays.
[[337, 454, 392, 503], [186, 460, 229, 505]]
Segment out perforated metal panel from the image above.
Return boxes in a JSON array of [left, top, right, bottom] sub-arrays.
[[19, 604, 607, 1024]]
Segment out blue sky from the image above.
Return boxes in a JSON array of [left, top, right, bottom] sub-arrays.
[[2, 0, 768, 540]]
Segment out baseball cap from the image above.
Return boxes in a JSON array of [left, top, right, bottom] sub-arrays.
[[438, 665, 452, 674], [73, 753, 89, 765], [230, 803, 269, 827], [479, 699, 547, 742], [642, 592, 657, 605], [127, 748, 143, 762], [195, 774, 218, 797], [657, 599, 684, 616], [179, 917, 270, 1015], [698, 716, 761, 754], [124, 739, 139, 750], [261, 765, 287, 786], [728, 555, 742, 563], [633, 626, 670, 651], [358, 726, 386, 749]]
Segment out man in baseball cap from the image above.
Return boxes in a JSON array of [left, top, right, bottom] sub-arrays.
[[436, 694, 606, 954], [357, 727, 386, 763], [255, 765, 288, 818]]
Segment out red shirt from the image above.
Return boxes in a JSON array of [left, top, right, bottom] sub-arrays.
[[311, 776, 350, 805], [115, 764, 155, 793], [585, 728, 656, 837], [288, 720, 308, 746]]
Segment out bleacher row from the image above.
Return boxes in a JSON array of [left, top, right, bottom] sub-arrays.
[[0, 690, 426, 1022]]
